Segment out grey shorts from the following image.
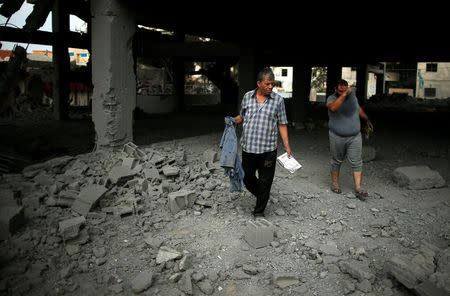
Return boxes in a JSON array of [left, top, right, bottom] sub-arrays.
[[329, 131, 362, 172]]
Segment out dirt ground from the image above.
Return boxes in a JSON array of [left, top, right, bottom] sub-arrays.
[[0, 106, 449, 296]]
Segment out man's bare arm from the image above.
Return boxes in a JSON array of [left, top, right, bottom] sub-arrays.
[[278, 124, 292, 157]]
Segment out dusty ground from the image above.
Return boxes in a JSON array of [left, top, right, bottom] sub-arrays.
[[0, 106, 449, 296]]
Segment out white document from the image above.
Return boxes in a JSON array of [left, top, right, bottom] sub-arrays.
[[277, 152, 302, 174]]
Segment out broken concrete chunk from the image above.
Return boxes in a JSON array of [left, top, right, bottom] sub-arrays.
[[162, 165, 180, 177], [244, 219, 275, 249], [0, 206, 25, 240], [0, 189, 17, 207], [178, 270, 193, 295], [131, 270, 153, 293], [392, 166, 445, 189], [59, 216, 86, 240], [155, 246, 182, 264], [319, 241, 342, 257], [168, 190, 197, 214], [197, 279, 214, 295], [122, 157, 138, 169], [362, 145, 376, 162], [71, 185, 108, 216], [273, 273, 300, 288], [203, 150, 218, 163], [123, 142, 138, 155], [108, 166, 136, 185], [414, 280, 450, 296], [339, 260, 375, 283], [143, 167, 160, 180], [143, 234, 162, 249]]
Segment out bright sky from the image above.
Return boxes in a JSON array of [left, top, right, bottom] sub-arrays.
[[0, 2, 85, 52]]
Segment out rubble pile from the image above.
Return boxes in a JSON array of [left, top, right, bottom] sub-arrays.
[[366, 94, 450, 112], [0, 93, 53, 122], [0, 136, 448, 296]]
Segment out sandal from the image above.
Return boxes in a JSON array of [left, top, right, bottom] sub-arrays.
[[331, 184, 342, 194], [354, 189, 368, 200]]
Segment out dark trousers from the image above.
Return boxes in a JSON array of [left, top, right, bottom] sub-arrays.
[[242, 150, 277, 214]]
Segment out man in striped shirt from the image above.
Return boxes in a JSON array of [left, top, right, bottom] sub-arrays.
[[233, 67, 292, 217]]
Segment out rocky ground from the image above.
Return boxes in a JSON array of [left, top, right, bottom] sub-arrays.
[[0, 110, 449, 296]]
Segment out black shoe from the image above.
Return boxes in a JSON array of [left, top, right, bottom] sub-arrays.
[[252, 211, 265, 218]]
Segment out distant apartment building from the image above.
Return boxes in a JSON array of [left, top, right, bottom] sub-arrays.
[[416, 62, 450, 99], [69, 48, 89, 66], [272, 66, 293, 98]]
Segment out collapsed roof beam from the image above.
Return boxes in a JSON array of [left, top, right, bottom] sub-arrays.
[[0, 26, 90, 49]]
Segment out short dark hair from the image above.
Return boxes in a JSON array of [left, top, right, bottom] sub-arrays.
[[336, 79, 348, 87], [257, 67, 275, 82]]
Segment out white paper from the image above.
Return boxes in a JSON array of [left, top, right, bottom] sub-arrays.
[[277, 152, 302, 174]]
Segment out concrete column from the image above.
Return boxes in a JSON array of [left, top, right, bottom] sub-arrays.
[[375, 73, 384, 95], [91, 0, 136, 149], [356, 64, 368, 104], [291, 64, 312, 125], [52, 0, 70, 120], [173, 32, 185, 112], [238, 55, 257, 113], [326, 64, 342, 98]]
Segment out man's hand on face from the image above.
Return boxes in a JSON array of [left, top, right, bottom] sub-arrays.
[[345, 86, 352, 96]]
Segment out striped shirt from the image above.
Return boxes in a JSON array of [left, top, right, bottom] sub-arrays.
[[239, 89, 288, 154]]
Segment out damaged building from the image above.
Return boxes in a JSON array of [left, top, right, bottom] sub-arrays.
[[0, 1, 449, 295]]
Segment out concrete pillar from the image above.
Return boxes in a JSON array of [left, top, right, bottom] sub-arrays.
[[52, 0, 70, 120], [91, 0, 136, 149], [356, 64, 368, 104], [238, 55, 257, 113], [375, 73, 384, 95], [291, 64, 312, 125], [326, 64, 342, 98], [173, 32, 185, 112]]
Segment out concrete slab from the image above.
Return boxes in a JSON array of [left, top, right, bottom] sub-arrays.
[[0, 206, 25, 240], [393, 166, 446, 189], [108, 165, 136, 185], [71, 185, 108, 216]]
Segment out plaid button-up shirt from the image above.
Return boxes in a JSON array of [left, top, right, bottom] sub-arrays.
[[239, 89, 288, 154]]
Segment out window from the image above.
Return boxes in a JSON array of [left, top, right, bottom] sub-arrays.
[[426, 63, 438, 72], [282, 69, 288, 77], [424, 88, 436, 97]]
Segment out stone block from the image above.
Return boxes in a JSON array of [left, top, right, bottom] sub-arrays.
[[71, 185, 108, 216], [0, 206, 25, 240], [244, 219, 275, 248], [168, 190, 197, 214], [392, 166, 445, 189], [59, 216, 86, 240]]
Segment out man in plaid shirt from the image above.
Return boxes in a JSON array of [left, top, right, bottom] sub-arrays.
[[233, 67, 292, 217]]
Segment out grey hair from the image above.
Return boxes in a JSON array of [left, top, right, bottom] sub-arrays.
[[257, 67, 275, 82]]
